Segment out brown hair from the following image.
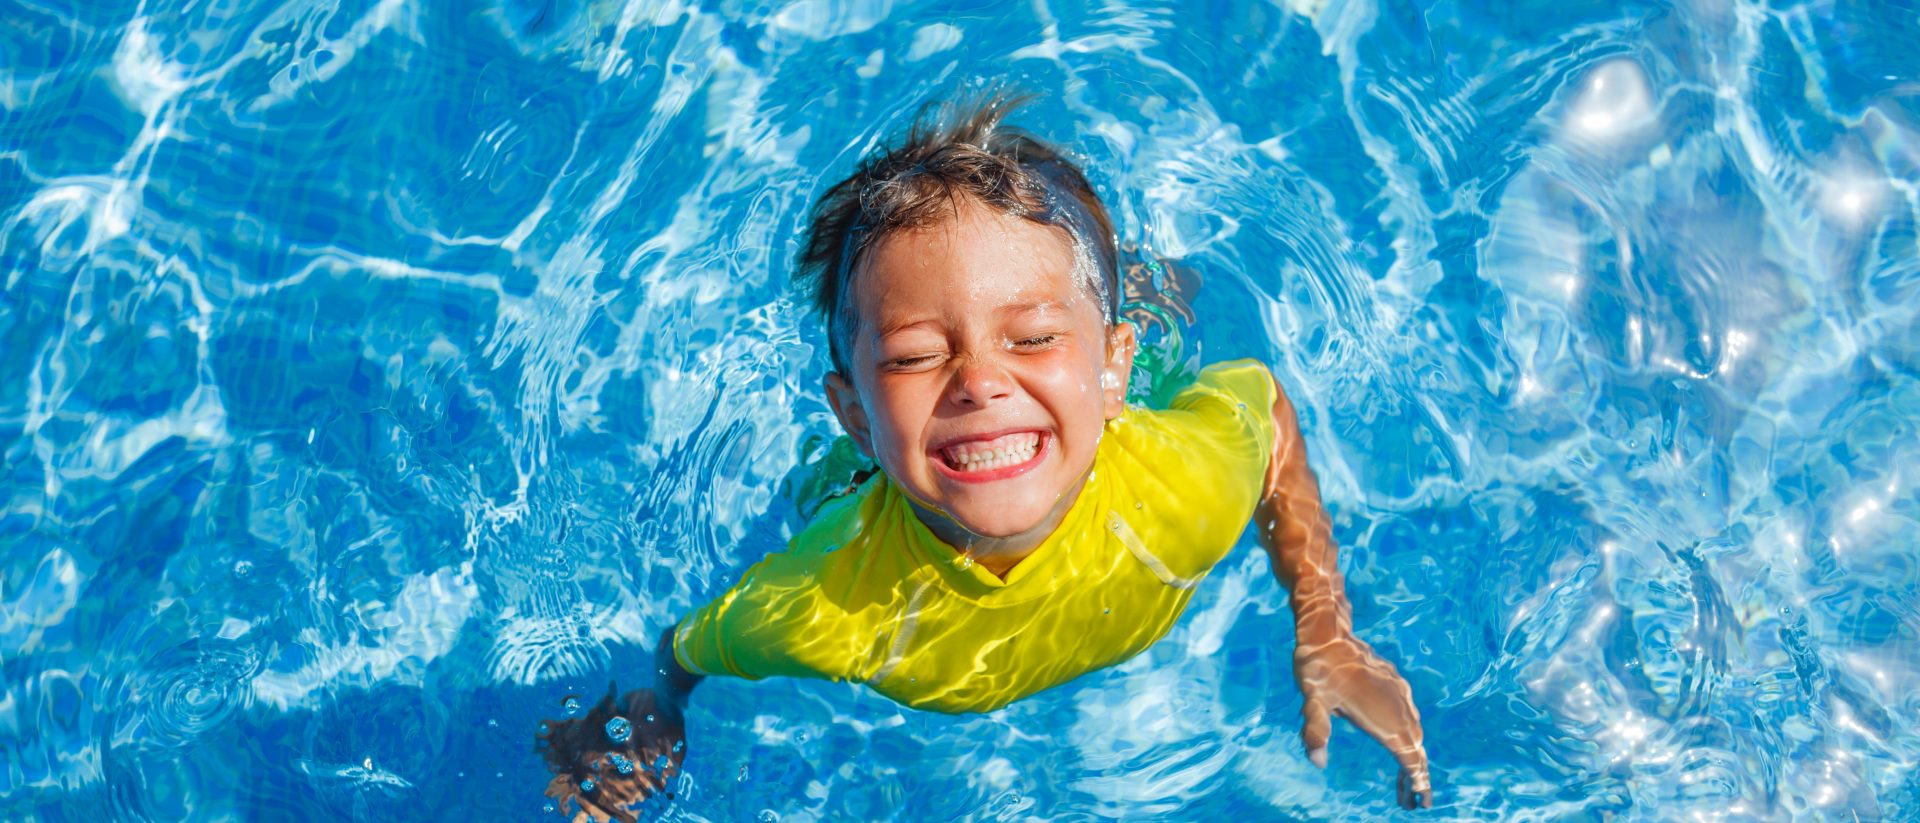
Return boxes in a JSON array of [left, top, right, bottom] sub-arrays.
[[797, 92, 1119, 374]]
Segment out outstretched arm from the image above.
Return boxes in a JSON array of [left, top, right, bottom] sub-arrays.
[[538, 625, 704, 822], [1254, 373, 1432, 810]]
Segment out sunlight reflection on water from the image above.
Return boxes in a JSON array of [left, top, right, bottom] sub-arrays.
[[2, 0, 1918, 819]]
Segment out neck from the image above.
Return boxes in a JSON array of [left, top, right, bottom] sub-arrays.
[[907, 477, 1088, 579]]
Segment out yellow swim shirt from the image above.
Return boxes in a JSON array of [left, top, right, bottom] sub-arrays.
[[674, 360, 1278, 714]]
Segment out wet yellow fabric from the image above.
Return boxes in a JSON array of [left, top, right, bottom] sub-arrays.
[[674, 360, 1278, 713]]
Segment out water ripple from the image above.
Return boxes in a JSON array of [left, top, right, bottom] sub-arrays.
[[4, 0, 1919, 820]]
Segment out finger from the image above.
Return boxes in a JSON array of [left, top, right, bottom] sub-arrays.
[[1412, 760, 1433, 810], [575, 795, 616, 823], [1398, 763, 1433, 810], [1301, 696, 1333, 768]]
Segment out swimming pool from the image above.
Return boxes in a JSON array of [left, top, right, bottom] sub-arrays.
[[4, 0, 1917, 818]]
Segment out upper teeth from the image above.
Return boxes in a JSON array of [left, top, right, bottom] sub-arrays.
[[944, 433, 1040, 472]]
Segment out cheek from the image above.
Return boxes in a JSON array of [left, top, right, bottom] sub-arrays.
[[865, 379, 938, 452], [1030, 351, 1109, 426]]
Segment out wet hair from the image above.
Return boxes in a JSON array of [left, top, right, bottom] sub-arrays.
[[798, 92, 1119, 375]]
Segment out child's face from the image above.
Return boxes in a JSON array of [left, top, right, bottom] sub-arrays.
[[825, 197, 1135, 539]]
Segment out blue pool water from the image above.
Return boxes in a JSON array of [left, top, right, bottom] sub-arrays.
[[4, 0, 1919, 819]]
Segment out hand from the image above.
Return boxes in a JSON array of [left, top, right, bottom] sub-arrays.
[[537, 686, 687, 823], [1293, 630, 1430, 809]]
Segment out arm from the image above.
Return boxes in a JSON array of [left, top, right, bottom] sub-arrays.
[[654, 624, 704, 717], [1255, 373, 1432, 810]]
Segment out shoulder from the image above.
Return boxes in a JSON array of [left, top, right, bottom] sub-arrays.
[[1169, 359, 1277, 423], [1094, 360, 1278, 579], [1114, 359, 1277, 454], [675, 478, 904, 681]]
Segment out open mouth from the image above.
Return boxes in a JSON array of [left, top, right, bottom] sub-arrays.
[[934, 431, 1046, 479]]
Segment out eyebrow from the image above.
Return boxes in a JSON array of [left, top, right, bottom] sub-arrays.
[[998, 300, 1069, 317], [874, 300, 1068, 336], [875, 317, 941, 339]]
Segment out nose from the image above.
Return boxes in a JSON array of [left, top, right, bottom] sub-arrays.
[[947, 355, 1013, 408]]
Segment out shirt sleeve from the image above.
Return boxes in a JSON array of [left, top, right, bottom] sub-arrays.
[[673, 553, 820, 680], [672, 496, 873, 683], [1167, 359, 1279, 457], [1116, 359, 1279, 581]]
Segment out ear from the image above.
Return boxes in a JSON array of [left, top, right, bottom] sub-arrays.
[[825, 371, 875, 457], [1101, 322, 1138, 420]]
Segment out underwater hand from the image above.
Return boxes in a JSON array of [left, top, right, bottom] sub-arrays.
[[1293, 630, 1430, 809], [537, 687, 687, 823]]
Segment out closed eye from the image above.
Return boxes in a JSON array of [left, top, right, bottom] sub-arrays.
[[886, 353, 942, 370], [1014, 334, 1058, 348]]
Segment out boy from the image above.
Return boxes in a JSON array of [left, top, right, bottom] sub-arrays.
[[538, 95, 1430, 820]]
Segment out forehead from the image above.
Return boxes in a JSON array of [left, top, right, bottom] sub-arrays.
[[853, 199, 1092, 319]]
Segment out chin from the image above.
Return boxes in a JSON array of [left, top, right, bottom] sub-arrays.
[[945, 506, 1053, 539]]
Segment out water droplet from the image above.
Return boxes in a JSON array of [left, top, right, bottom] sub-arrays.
[[758, 811, 779, 822], [956, 554, 975, 570], [580, 777, 597, 793], [538, 723, 550, 735], [562, 696, 582, 715], [486, 718, 498, 728], [609, 753, 635, 775], [653, 754, 671, 773], [1133, 501, 1142, 509], [233, 560, 253, 577], [1104, 608, 1111, 615], [543, 802, 556, 813], [605, 716, 632, 743], [645, 713, 655, 723], [672, 740, 683, 753]]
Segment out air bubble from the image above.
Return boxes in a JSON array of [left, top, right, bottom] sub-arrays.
[[672, 740, 684, 753], [609, 753, 635, 775], [653, 754, 671, 772], [544, 802, 556, 813], [563, 696, 582, 715], [645, 713, 655, 723], [605, 716, 632, 743], [233, 560, 253, 576], [580, 777, 597, 793], [738, 764, 749, 782]]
